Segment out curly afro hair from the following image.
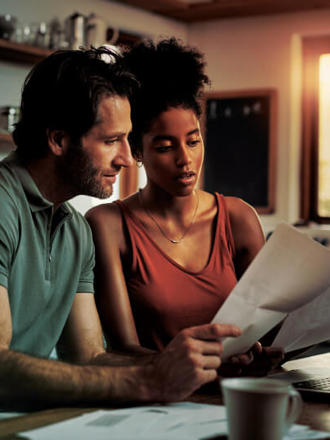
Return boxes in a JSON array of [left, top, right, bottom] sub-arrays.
[[122, 38, 210, 159]]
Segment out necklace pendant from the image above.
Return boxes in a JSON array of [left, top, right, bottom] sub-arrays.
[[139, 189, 200, 245]]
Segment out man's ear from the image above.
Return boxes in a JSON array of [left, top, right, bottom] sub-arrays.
[[47, 129, 69, 156]]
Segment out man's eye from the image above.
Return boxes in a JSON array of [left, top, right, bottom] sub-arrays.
[[105, 138, 118, 145], [188, 139, 200, 147]]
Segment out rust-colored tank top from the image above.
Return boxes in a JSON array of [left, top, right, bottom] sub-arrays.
[[115, 193, 237, 351]]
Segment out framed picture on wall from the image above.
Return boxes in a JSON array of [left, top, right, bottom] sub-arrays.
[[201, 89, 277, 214]]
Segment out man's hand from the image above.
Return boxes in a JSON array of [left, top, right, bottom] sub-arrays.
[[146, 323, 242, 402], [219, 343, 285, 377]]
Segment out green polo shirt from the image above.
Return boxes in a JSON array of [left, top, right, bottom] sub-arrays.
[[0, 152, 95, 358]]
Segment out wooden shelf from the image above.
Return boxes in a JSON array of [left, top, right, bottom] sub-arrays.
[[0, 29, 143, 66], [0, 38, 52, 64]]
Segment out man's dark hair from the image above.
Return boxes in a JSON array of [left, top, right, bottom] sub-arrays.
[[13, 47, 137, 161], [122, 38, 210, 159]]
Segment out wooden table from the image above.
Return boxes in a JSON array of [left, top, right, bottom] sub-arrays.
[[0, 353, 329, 439]]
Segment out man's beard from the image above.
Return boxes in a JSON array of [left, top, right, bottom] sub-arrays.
[[57, 141, 113, 199]]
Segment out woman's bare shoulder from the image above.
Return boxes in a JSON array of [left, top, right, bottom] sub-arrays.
[[86, 193, 138, 224], [85, 201, 121, 226], [224, 195, 265, 245], [224, 196, 258, 220]]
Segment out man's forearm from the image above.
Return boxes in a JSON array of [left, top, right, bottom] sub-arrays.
[[90, 350, 156, 367], [0, 324, 243, 410], [0, 349, 151, 409]]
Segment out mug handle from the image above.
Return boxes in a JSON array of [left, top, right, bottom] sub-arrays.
[[285, 388, 303, 429]]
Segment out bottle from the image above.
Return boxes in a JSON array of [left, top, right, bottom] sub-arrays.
[[49, 17, 62, 50]]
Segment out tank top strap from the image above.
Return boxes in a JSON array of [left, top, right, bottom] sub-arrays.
[[113, 199, 149, 234], [215, 193, 236, 259]]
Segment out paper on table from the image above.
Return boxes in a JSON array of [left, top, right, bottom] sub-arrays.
[[22, 402, 330, 440], [0, 411, 26, 420], [211, 223, 330, 360], [22, 402, 225, 440], [272, 284, 330, 352]]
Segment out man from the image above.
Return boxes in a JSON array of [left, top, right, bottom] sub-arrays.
[[0, 47, 241, 409]]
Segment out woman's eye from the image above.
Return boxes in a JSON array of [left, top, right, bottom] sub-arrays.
[[156, 145, 172, 152]]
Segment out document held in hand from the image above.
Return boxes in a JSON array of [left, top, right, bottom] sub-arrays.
[[211, 223, 330, 360]]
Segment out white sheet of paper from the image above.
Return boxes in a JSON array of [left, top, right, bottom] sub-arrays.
[[272, 284, 330, 352], [0, 411, 26, 420], [22, 402, 330, 440], [22, 402, 224, 440], [211, 223, 330, 359]]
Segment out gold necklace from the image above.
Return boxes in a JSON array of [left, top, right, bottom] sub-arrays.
[[139, 190, 199, 244]]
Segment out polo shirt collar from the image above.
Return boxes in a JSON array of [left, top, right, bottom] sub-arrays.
[[5, 152, 71, 215]]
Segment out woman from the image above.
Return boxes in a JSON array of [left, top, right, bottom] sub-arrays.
[[86, 39, 282, 371]]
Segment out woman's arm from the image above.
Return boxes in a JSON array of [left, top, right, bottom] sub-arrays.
[[86, 204, 155, 355], [224, 197, 284, 374], [225, 196, 265, 279]]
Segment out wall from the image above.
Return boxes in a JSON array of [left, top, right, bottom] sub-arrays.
[[188, 9, 330, 231]]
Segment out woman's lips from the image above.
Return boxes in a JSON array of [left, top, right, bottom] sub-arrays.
[[176, 172, 196, 185]]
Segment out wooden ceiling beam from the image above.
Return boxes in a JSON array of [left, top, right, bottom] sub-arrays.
[[115, 0, 330, 22], [117, 0, 189, 13]]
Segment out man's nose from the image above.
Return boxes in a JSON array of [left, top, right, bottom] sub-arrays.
[[115, 139, 134, 168]]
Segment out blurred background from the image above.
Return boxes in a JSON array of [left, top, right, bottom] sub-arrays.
[[1, 0, 330, 244]]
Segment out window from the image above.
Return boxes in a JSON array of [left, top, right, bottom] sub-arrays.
[[318, 54, 330, 217], [301, 36, 330, 223]]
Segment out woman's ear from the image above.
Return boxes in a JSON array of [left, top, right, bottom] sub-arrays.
[[47, 129, 68, 156], [135, 153, 143, 168], [134, 147, 143, 163]]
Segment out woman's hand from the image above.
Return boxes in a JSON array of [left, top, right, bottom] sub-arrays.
[[218, 343, 284, 377]]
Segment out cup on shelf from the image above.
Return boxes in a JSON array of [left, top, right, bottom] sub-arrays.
[[86, 13, 107, 48]]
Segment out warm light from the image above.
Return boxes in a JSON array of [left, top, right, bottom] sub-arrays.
[[318, 54, 330, 217]]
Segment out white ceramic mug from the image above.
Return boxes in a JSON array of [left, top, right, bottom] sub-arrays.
[[221, 377, 303, 440]]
